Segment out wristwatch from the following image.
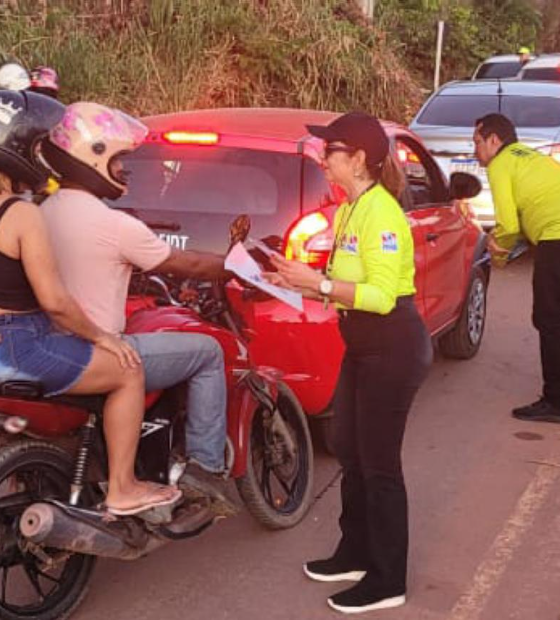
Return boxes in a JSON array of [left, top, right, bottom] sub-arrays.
[[319, 278, 334, 297]]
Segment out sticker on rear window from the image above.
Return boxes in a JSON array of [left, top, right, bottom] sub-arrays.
[[381, 232, 398, 253]]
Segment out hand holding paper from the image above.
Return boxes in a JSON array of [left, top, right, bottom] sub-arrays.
[[225, 242, 303, 312]]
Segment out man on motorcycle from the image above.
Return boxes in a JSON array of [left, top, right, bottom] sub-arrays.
[[39, 102, 236, 516]]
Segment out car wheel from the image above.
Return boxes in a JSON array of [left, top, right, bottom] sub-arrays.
[[439, 266, 487, 360]]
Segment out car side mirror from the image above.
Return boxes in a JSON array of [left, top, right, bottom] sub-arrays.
[[449, 172, 482, 200]]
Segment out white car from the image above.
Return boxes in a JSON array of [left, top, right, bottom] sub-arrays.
[[472, 54, 533, 80], [519, 54, 560, 81], [409, 79, 560, 228]]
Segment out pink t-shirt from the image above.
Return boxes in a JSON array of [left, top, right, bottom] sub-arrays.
[[42, 188, 171, 334]]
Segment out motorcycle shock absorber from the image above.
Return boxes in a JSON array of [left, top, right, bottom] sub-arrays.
[[69, 413, 96, 506]]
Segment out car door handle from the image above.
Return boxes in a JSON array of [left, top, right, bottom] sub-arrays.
[[426, 232, 439, 242]]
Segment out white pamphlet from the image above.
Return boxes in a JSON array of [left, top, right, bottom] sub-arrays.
[[225, 242, 303, 312]]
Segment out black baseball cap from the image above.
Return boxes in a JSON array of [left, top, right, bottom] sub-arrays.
[[306, 111, 389, 165]]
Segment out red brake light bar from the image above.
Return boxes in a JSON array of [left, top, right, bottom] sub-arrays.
[[162, 131, 219, 145]]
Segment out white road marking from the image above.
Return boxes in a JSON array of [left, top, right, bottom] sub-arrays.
[[449, 462, 560, 620]]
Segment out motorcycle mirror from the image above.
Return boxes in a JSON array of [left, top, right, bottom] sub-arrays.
[[228, 214, 251, 250]]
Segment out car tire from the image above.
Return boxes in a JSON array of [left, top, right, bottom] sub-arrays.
[[439, 265, 487, 360]]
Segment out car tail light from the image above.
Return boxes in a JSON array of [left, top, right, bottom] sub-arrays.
[[161, 131, 219, 145], [285, 212, 333, 269], [397, 146, 420, 165]]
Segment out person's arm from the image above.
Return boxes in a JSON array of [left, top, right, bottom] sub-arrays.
[[18, 204, 139, 367], [487, 155, 521, 250], [349, 209, 402, 314], [155, 247, 228, 280], [269, 256, 357, 306], [116, 214, 228, 280]]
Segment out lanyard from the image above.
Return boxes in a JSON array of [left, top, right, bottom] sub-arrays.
[[326, 182, 377, 277]]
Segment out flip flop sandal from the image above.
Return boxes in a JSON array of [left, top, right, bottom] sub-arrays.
[[106, 487, 182, 517]]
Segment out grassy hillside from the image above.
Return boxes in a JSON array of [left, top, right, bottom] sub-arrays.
[[0, 0, 542, 122], [0, 0, 424, 122]]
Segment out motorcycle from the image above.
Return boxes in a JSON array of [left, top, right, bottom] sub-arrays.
[[0, 218, 313, 620]]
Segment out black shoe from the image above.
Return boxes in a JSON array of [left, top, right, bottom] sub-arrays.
[[179, 462, 239, 517], [327, 581, 406, 614], [303, 557, 366, 583], [512, 398, 560, 423]]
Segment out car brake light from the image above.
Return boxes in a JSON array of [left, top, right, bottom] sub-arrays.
[[397, 147, 420, 165], [285, 212, 332, 269], [162, 131, 219, 145]]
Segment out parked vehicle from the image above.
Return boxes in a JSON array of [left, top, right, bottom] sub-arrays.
[[519, 54, 560, 81], [108, 108, 490, 449], [472, 54, 533, 80], [410, 80, 560, 227], [0, 220, 313, 619]]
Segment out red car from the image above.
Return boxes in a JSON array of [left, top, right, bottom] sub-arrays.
[[111, 108, 490, 445]]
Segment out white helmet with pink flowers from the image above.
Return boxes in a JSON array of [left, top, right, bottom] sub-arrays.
[[41, 102, 147, 199]]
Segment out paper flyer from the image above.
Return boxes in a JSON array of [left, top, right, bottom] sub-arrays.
[[225, 242, 304, 312]]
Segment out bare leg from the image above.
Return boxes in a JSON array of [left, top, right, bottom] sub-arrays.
[[66, 345, 177, 510]]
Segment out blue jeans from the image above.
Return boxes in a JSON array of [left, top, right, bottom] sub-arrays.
[[0, 312, 93, 397], [124, 332, 227, 473]]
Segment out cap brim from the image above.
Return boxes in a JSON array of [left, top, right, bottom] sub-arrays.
[[305, 124, 337, 141]]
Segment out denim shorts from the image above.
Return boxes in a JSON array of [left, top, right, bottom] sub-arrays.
[[0, 312, 94, 397]]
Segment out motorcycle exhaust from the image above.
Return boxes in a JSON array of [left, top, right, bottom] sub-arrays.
[[20, 502, 161, 560], [20, 500, 215, 561]]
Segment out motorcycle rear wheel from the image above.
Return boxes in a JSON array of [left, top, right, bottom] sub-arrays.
[[236, 382, 314, 530], [0, 441, 95, 620]]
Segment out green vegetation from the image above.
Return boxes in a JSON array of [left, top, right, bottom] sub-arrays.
[[0, 0, 543, 122]]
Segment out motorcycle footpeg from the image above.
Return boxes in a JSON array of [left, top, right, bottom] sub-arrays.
[[156, 499, 215, 539], [128, 494, 184, 526]]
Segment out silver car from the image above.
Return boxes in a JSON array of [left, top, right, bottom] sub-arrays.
[[409, 80, 560, 227]]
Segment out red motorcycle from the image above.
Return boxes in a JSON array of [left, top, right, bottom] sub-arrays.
[[0, 221, 313, 620]]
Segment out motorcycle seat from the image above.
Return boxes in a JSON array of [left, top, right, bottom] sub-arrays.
[[0, 380, 105, 414]]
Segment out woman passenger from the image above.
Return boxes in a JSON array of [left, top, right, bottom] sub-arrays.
[[0, 89, 179, 515]]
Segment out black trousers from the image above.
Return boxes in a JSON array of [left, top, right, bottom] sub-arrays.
[[331, 299, 432, 594], [532, 240, 560, 407]]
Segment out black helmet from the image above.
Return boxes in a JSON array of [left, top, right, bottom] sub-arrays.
[[0, 89, 65, 191]]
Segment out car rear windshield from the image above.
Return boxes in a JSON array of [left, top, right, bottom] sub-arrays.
[[475, 61, 521, 79], [108, 144, 301, 252], [417, 94, 560, 128], [521, 67, 560, 81]]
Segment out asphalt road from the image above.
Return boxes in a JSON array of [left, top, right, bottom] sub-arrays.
[[76, 253, 560, 620]]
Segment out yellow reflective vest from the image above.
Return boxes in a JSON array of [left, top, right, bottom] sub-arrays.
[[488, 142, 560, 248], [327, 184, 415, 314]]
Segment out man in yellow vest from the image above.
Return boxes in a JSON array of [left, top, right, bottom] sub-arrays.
[[474, 113, 560, 423]]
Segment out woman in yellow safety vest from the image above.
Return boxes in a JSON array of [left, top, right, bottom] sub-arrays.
[[269, 112, 433, 614]]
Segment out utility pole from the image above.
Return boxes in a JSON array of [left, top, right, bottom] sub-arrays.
[[434, 20, 445, 91]]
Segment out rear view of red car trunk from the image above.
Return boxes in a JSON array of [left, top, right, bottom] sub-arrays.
[[110, 107, 490, 439]]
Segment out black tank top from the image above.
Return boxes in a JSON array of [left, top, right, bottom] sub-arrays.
[[0, 197, 40, 311]]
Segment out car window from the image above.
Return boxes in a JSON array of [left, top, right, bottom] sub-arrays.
[[417, 94, 560, 128], [302, 158, 336, 212], [108, 144, 301, 252], [521, 67, 560, 81], [475, 61, 521, 79], [396, 138, 448, 208]]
